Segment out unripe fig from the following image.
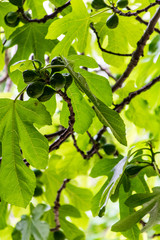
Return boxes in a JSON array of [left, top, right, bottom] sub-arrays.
[[4, 12, 20, 27], [117, 0, 128, 8], [23, 70, 40, 84], [91, 0, 107, 9], [33, 186, 43, 197], [54, 231, 66, 240], [9, 0, 23, 7], [33, 169, 43, 178], [102, 144, 116, 155], [51, 57, 65, 75], [62, 73, 73, 91], [50, 73, 66, 90], [106, 14, 119, 29], [26, 81, 45, 98], [38, 86, 56, 102]]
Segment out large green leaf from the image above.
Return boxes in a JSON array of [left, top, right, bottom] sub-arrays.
[[0, 201, 7, 230], [66, 183, 93, 211], [79, 69, 112, 106], [26, 0, 46, 18], [64, 58, 127, 145], [46, 0, 90, 56], [0, 99, 51, 207], [55, 142, 90, 178], [60, 81, 95, 134], [4, 22, 56, 64]]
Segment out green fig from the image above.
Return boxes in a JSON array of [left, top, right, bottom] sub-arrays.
[[26, 81, 45, 98], [106, 14, 119, 29], [23, 70, 40, 84], [117, 0, 128, 8], [50, 73, 66, 90], [38, 86, 56, 102], [51, 57, 65, 74]]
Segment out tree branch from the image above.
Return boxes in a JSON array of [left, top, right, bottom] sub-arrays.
[[112, 6, 160, 92], [49, 90, 75, 152], [72, 132, 102, 160], [90, 23, 133, 57], [112, 2, 158, 17], [18, 0, 71, 23], [114, 75, 160, 112], [50, 179, 70, 232], [45, 128, 66, 141], [126, 7, 160, 34]]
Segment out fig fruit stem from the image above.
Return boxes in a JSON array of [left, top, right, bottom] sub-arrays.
[[43, 64, 66, 70], [14, 86, 27, 102], [90, 8, 110, 18]]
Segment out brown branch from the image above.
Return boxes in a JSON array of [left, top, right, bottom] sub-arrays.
[[87, 131, 102, 158], [72, 133, 88, 159], [72, 131, 102, 160], [50, 179, 70, 232], [45, 128, 66, 141], [114, 75, 160, 112], [97, 65, 117, 81], [112, 2, 158, 17], [126, 7, 160, 34], [49, 90, 75, 152], [112, 6, 160, 92], [152, 234, 160, 238], [18, 0, 71, 23], [90, 23, 132, 57]]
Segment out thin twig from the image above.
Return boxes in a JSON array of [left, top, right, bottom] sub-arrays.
[[97, 65, 117, 81], [112, 2, 158, 17], [114, 75, 160, 112], [18, 0, 71, 23], [126, 7, 160, 34], [90, 23, 133, 57], [112, 6, 160, 92], [72, 133, 88, 159], [49, 90, 75, 152], [50, 179, 70, 232], [45, 129, 66, 141], [87, 131, 102, 158]]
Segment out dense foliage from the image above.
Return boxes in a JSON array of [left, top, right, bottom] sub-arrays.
[[0, 0, 160, 239]]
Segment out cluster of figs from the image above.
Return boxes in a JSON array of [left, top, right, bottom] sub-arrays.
[[91, 0, 129, 29], [23, 57, 72, 102], [4, 0, 31, 27]]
